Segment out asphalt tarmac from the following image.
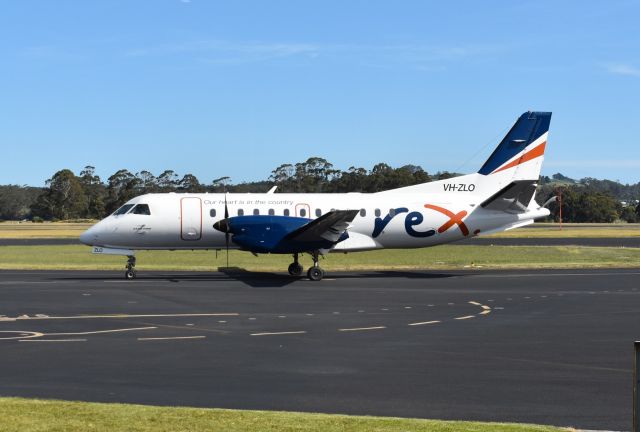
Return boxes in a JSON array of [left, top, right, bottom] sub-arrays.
[[1, 268, 639, 430]]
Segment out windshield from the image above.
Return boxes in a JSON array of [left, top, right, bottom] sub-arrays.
[[112, 204, 135, 216], [131, 204, 151, 215]]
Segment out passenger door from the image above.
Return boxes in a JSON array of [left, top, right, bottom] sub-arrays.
[[180, 197, 202, 241]]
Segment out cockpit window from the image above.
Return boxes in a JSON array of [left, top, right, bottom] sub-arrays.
[[131, 204, 151, 215], [113, 204, 135, 216]]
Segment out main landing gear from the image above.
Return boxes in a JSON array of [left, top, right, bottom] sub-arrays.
[[288, 253, 303, 276], [125, 255, 137, 280], [287, 252, 325, 281]]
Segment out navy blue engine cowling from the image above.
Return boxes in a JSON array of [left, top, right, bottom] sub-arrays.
[[223, 215, 349, 254]]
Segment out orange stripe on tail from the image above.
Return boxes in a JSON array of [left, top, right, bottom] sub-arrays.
[[491, 141, 546, 174]]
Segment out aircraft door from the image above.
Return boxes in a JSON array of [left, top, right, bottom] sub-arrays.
[[180, 197, 202, 241]]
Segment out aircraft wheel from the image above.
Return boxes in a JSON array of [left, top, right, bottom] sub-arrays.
[[125, 269, 137, 280], [288, 262, 303, 276], [307, 267, 324, 281]]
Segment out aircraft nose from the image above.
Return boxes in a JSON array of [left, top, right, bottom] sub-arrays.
[[80, 226, 98, 246]]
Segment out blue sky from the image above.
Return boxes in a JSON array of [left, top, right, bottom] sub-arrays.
[[2, 0, 639, 186]]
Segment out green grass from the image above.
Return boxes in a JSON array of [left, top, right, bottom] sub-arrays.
[[0, 397, 566, 432], [0, 244, 638, 271]]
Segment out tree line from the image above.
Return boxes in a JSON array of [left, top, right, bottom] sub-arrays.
[[0, 158, 638, 223]]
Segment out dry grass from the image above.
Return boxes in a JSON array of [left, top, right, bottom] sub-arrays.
[[0, 245, 638, 271]]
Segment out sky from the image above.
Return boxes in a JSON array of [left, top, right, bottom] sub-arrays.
[[1, 0, 639, 186]]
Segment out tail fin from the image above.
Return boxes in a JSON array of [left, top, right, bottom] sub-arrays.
[[478, 111, 551, 180]]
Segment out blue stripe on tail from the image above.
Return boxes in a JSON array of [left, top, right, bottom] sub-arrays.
[[478, 111, 552, 175]]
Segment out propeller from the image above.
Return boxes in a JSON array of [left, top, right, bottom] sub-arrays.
[[224, 191, 229, 268], [213, 191, 231, 269]]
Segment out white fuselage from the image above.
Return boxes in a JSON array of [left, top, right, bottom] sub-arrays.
[[80, 188, 549, 253]]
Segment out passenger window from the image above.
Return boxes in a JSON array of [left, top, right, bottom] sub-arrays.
[[210, 209, 216, 217], [299, 209, 307, 217], [389, 208, 395, 217], [315, 208, 322, 217], [253, 209, 259, 215], [237, 209, 244, 216], [375, 209, 381, 217], [360, 209, 366, 217], [113, 204, 134, 216], [131, 204, 151, 215], [284, 209, 290, 216], [268, 209, 275, 216]]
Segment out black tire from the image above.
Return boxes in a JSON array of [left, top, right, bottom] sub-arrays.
[[288, 262, 303, 276], [307, 267, 324, 281], [125, 269, 136, 280]]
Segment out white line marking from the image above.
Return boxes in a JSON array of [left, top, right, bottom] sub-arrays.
[[408, 320, 440, 326], [338, 326, 386, 332], [479, 310, 492, 315], [455, 315, 475, 320], [481, 305, 491, 310], [138, 336, 206, 341], [0, 331, 44, 340], [7, 313, 238, 321], [46, 326, 156, 336], [468, 301, 482, 306], [19, 339, 87, 343], [250, 331, 307, 336]]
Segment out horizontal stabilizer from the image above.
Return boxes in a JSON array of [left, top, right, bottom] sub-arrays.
[[286, 210, 359, 243], [480, 180, 537, 213]]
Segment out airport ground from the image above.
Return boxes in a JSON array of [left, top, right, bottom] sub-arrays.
[[0, 222, 639, 431]]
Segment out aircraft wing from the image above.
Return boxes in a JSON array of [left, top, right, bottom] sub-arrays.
[[285, 210, 359, 243]]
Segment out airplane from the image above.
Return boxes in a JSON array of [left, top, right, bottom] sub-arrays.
[[80, 111, 552, 281]]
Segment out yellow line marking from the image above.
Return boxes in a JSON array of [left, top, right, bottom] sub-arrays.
[[0, 331, 44, 340], [138, 336, 206, 341], [408, 320, 440, 326], [250, 331, 307, 336], [8, 313, 238, 321], [19, 339, 87, 343], [338, 326, 386, 332], [46, 326, 156, 336], [479, 310, 492, 315], [455, 315, 475, 320]]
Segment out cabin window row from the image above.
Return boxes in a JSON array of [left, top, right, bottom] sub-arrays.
[[209, 208, 397, 218]]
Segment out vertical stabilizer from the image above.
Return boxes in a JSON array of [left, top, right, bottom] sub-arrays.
[[477, 111, 551, 181]]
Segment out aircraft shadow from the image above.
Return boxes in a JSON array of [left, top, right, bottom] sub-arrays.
[[53, 268, 462, 288]]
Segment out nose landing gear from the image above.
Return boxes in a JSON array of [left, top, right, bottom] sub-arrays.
[[125, 255, 137, 279]]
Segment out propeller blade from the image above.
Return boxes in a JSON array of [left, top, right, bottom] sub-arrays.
[[224, 192, 229, 268]]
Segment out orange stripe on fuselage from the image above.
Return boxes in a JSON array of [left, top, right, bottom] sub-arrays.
[[491, 141, 546, 174]]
